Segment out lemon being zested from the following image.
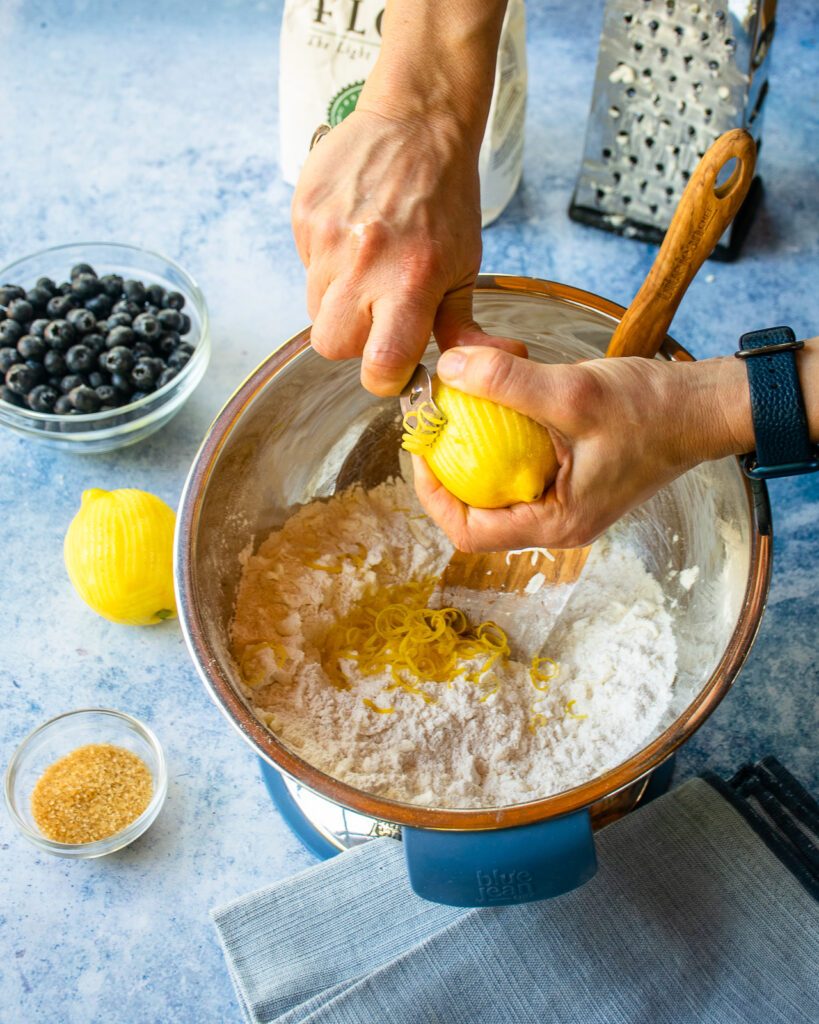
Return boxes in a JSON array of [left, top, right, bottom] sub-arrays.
[[64, 488, 177, 626], [402, 376, 557, 509]]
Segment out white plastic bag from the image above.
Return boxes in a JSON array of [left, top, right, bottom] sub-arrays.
[[278, 0, 527, 226]]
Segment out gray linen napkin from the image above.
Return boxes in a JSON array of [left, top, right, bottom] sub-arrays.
[[212, 774, 819, 1024]]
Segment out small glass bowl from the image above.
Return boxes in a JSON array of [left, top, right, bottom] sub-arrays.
[[5, 708, 168, 858], [0, 242, 210, 452]]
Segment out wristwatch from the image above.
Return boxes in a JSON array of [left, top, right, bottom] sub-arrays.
[[735, 326, 819, 479]]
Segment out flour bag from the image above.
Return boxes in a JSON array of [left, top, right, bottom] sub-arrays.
[[278, 0, 527, 226]]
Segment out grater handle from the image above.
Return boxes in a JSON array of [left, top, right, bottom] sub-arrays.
[[605, 128, 757, 360]]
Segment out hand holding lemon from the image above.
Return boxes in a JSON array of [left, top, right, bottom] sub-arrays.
[[409, 345, 755, 553]]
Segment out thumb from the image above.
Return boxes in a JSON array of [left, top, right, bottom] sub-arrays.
[[436, 345, 557, 424], [434, 286, 528, 358]]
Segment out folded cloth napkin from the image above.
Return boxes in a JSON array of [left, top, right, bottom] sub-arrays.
[[212, 759, 819, 1024]]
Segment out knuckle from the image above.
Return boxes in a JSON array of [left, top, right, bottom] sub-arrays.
[[397, 248, 445, 293], [474, 347, 515, 398], [561, 366, 606, 418], [450, 526, 479, 554]]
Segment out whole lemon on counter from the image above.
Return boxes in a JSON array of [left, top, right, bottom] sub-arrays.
[[64, 488, 177, 626], [402, 377, 558, 509]]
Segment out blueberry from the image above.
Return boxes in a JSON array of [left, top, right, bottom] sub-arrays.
[[157, 308, 182, 331], [112, 299, 141, 319], [36, 277, 58, 295], [65, 344, 95, 373], [132, 312, 160, 340], [68, 384, 101, 413], [66, 307, 97, 335], [84, 333, 106, 355], [157, 332, 180, 356], [17, 334, 46, 360], [54, 394, 73, 415], [167, 346, 193, 369], [84, 293, 112, 319], [122, 279, 146, 304], [0, 319, 23, 344], [97, 273, 123, 298], [110, 372, 132, 395], [156, 366, 179, 388], [44, 350, 66, 376], [26, 286, 53, 312], [143, 304, 160, 316], [70, 263, 96, 279], [25, 361, 46, 384], [7, 298, 33, 324], [106, 325, 135, 349], [130, 359, 159, 389], [29, 318, 49, 338], [106, 312, 132, 330], [165, 290, 185, 311], [71, 273, 99, 301], [132, 342, 155, 359], [0, 383, 24, 407], [95, 319, 110, 335], [60, 373, 86, 394], [0, 307, 4, 321], [46, 294, 75, 319], [178, 313, 192, 335], [58, 280, 73, 295], [95, 384, 119, 405], [0, 347, 18, 373], [44, 319, 76, 351], [101, 346, 134, 374], [0, 284, 26, 306], [146, 283, 166, 307], [26, 383, 59, 413], [6, 362, 41, 395], [88, 371, 108, 389]]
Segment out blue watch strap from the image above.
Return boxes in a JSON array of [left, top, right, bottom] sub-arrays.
[[736, 327, 819, 479]]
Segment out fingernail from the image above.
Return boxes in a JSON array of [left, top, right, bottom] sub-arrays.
[[438, 349, 467, 382]]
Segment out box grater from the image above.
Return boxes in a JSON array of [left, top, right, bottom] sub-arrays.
[[570, 0, 777, 259]]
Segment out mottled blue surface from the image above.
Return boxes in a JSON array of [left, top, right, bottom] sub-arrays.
[[0, 2, 817, 1021]]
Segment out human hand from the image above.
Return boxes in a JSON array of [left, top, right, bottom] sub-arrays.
[[292, 108, 525, 397], [412, 345, 753, 551]]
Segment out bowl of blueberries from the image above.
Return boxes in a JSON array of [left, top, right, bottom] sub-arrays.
[[0, 242, 210, 452]]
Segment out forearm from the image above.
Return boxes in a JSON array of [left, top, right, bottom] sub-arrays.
[[359, 0, 508, 148], [671, 336, 819, 466]]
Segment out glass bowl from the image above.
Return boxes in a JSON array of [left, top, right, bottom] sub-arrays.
[[4, 708, 168, 858], [0, 242, 210, 452]]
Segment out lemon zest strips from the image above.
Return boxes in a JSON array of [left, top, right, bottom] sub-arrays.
[[322, 577, 511, 705], [240, 640, 289, 686], [401, 401, 447, 455], [529, 656, 559, 692], [362, 698, 395, 714], [303, 543, 368, 573], [565, 699, 588, 720]]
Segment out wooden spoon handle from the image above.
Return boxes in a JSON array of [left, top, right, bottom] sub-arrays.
[[605, 128, 757, 360]]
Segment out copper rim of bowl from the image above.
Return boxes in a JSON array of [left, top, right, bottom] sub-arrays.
[[175, 274, 772, 831]]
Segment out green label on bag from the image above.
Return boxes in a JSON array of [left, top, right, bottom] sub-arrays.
[[327, 81, 364, 125]]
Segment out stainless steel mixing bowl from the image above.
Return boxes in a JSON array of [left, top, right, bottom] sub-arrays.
[[175, 274, 771, 905]]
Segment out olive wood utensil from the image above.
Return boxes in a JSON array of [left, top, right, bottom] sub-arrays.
[[435, 128, 757, 653]]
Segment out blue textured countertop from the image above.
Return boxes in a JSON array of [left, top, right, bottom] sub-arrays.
[[1, 2, 817, 1021]]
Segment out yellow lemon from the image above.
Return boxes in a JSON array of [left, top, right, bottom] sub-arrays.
[[64, 488, 177, 626], [402, 378, 557, 509]]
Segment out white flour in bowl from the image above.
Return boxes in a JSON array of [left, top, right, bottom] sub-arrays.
[[230, 477, 677, 809]]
